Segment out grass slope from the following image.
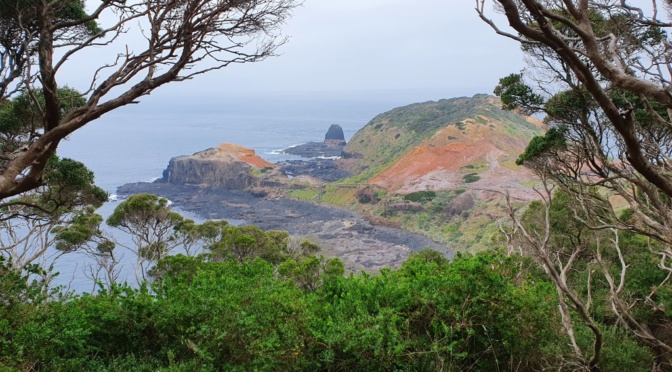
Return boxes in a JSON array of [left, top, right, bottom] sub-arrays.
[[342, 94, 543, 179]]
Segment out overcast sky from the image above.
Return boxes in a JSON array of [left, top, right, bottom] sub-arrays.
[[61, 1, 524, 106], [77, 1, 521, 103], [215, 0, 524, 99]]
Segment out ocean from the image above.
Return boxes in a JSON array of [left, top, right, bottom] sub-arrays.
[[52, 92, 409, 291]]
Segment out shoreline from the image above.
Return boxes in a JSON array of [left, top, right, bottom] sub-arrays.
[[117, 182, 453, 272]]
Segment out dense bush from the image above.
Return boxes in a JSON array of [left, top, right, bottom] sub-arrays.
[[0, 250, 572, 371], [462, 173, 480, 183], [402, 190, 437, 203], [1, 230, 660, 371]]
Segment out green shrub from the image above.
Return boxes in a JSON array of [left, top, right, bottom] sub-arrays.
[[402, 191, 437, 203], [462, 173, 480, 183]]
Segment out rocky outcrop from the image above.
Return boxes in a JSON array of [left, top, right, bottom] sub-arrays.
[[386, 202, 424, 212], [162, 143, 275, 189], [284, 124, 346, 158], [278, 158, 351, 182], [324, 124, 346, 146]]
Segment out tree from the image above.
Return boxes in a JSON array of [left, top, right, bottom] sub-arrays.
[[172, 218, 202, 257], [478, 0, 672, 369], [107, 193, 183, 283], [0, 156, 107, 279], [52, 208, 119, 292], [0, 0, 298, 200]]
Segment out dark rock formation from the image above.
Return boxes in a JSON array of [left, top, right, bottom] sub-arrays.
[[163, 156, 254, 189], [324, 124, 346, 146], [283, 143, 344, 158], [340, 151, 363, 159], [277, 158, 351, 182], [283, 124, 346, 158]]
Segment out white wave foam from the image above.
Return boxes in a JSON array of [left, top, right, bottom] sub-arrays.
[[266, 143, 305, 155], [108, 194, 119, 202], [147, 176, 161, 183], [316, 156, 341, 160]]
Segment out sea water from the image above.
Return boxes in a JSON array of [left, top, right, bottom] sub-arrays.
[[51, 92, 405, 291]]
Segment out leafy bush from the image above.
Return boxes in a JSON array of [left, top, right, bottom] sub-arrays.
[[0, 250, 571, 370], [462, 173, 480, 183], [402, 190, 437, 203]]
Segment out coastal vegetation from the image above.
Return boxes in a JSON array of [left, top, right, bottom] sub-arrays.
[[0, 245, 658, 371], [477, 0, 672, 369], [281, 1, 672, 368], [0, 185, 666, 370]]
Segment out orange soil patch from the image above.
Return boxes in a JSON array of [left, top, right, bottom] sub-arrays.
[[371, 140, 494, 190], [369, 133, 540, 201], [215, 143, 276, 169]]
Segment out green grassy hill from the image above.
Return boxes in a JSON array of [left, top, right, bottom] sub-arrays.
[[341, 94, 544, 182]]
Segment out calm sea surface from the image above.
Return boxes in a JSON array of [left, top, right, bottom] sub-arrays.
[[53, 93, 406, 291]]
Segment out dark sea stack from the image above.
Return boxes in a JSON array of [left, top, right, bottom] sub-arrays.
[[324, 124, 346, 146]]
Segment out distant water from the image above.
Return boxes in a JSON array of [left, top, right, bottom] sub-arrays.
[[53, 93, 407, 291]]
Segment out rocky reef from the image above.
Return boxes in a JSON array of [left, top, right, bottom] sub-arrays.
[[277, 158, 350, 183], [161, 143, 275, 189], [283, 124, 346, 158]]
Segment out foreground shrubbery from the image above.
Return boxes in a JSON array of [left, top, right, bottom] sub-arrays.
[[0, 190, 663, 370], [0, 248, 656, 371]]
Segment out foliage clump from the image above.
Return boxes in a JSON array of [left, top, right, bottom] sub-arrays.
[[402, 190, 436, 203], [462, 173, 480, 183], [515, 126, 567, 165], [0, 249, 578, 371]]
